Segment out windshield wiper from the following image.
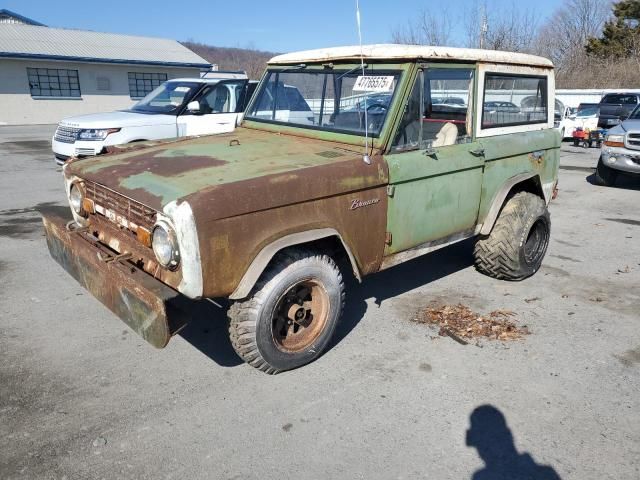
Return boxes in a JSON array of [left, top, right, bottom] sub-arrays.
[[277, 63, 307, 72]]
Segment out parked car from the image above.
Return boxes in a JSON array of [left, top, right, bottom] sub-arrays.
[[42, 45, 559, 374], [596, 104, 640, 186], [485, 101, 520, 114], [567, 106, 600, 144], [597, 92, 640, 128], [554, 99, 573, 138], [432, 96, 467, 107], [52, 72, 254, 165]]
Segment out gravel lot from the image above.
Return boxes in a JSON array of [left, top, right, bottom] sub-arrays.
[[1, 126, 639, 480]]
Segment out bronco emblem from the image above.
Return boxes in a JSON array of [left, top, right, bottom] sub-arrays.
[[350, 198, 380, 210]]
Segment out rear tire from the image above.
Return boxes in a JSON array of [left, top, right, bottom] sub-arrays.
[[474, 192, 550, 281], [228, 249, 345, 374], [595, 157, 618, 186]]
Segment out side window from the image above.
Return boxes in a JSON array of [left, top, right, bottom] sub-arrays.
[[482, 74, 547, 129], [392, 74, 422, 150], [424, 68, 473, 145], [392, 68, 473, 151], [198, 81, 246, 114]]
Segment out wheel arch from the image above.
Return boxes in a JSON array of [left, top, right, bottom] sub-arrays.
[[480, 173, 545, 236], [229, 228, 361, 300]]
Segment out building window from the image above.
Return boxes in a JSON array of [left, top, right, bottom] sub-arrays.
[[27, 68, 81, 98], [128, 72, 167, 98], [482, 74, 548, 129]]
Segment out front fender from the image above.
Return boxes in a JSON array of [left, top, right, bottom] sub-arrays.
[[229, 228, 361, 300]]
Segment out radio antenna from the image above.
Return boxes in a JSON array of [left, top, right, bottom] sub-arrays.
[[355, 0, 371, 164]]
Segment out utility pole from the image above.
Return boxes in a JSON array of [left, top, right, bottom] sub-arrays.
[[479, 3, 488, 49]]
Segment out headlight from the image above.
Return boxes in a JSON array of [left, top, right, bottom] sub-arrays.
[[152, 221, 180, 269], [77, 128, 120, 141], [604, 134, 625, 147], [69, 183, 84, 215]]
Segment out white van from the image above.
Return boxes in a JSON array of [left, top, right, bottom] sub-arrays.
[[52, 73, 255, 165]]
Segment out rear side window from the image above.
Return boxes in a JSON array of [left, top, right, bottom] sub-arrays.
[[601, 94, 638, 105], [482, 74, 547, 129]]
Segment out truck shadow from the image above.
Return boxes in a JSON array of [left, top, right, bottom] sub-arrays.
[[179, 238, 475, 368], [178, 298, 242, 367], [586, 173, 640, 190], [329, 238, 475, 352]]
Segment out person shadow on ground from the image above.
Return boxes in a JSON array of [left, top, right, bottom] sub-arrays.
[[466, 405, 563, 480]]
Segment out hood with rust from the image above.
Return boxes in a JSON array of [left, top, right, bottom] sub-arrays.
[[66, 127, 389, 218]]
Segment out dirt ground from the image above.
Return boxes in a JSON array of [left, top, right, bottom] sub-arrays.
[[1, 126, 638, 480]]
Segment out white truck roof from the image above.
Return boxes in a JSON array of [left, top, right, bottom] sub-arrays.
[[269, 44, 553, 68]]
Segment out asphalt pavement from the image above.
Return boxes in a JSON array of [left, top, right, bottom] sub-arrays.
[[1, 126, 639, 480]]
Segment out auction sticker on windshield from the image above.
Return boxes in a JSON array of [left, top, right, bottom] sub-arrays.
[[353, 76, 395, 92]]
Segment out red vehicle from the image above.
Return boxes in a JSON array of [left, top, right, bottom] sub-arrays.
[[572, 127, 605, 148]]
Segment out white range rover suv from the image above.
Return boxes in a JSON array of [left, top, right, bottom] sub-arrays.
[[52, 72, 255, 165]]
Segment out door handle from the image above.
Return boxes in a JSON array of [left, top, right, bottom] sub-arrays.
[[470, 148, 485, 157]]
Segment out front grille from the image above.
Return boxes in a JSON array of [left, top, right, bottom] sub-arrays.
[[54, 125, 80, 144], [626, 133, 640, 150], [84, 181, 157, 232]]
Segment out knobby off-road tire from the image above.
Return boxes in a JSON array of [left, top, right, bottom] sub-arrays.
[[595, 156, 618, 186], [228, 250, 345, 374], [474, 192, 550, 281]]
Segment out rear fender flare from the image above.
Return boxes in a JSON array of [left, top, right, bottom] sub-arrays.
[[480, 173, 544, 236], [229, 228, 361, 300]]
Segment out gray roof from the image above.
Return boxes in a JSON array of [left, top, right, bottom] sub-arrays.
[[0, 24, 210, 68], [0, 9, 46, 26]]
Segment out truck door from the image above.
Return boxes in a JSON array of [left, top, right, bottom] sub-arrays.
[[384, 65, 484, 255], [178, 80, 248, 136]]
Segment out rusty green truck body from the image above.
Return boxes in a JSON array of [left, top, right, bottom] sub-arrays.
[[43, 45, 559, 351]]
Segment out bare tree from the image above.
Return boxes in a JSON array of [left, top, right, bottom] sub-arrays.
[[182, 41, 277, 80], [391, 7, 453, 46], [532, 0, 612, 82], [462, 1, 539, 52]]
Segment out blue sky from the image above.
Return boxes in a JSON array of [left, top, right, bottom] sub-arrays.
[[6, 0, 565, 52]]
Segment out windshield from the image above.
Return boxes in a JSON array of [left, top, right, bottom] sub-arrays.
[[130, 81, 201, 114], [577, 106, 599, 117], [629, 105, 640, 119], [245, 69, 402, 136]]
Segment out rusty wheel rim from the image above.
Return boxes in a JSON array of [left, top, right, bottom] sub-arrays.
[[272, 280, 330, 353]]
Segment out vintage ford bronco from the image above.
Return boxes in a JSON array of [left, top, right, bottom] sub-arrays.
[[43, 45, 559, 374]]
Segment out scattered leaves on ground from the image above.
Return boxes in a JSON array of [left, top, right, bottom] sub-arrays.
[[412, 304, 530, 343]]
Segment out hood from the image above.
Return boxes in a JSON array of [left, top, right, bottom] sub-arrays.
[[59, 110, 175, 129], [66, 127, 388, 216], [615, 118, 640, 133]]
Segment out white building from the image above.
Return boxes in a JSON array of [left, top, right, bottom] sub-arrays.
[[0, 10, 210, 125]]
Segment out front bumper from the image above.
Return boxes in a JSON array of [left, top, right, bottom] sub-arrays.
[[52, 138, 103, 164], [42, 211, 189, 348], [601, 147, 640, 175]]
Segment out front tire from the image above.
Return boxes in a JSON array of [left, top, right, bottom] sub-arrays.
[[595, 157, 618, 186], [474, 192, 550, 281], [228, 249, 345, 374]]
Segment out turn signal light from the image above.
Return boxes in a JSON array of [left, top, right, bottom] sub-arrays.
[[81, 198, 95, 214], [137, 227, 152, 247], [604, 140, 624, 147]]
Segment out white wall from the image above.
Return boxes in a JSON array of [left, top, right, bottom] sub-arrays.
[[0, 59, 201, 125], [555, 88, 640, 108]]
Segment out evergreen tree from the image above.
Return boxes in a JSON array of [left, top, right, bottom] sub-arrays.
[[586, 0, 640, 57]]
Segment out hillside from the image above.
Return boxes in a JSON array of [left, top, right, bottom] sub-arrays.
[[181, 41, 278, 79]]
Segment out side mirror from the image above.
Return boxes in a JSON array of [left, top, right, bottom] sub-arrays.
[[568, 114, 576, 120], [187, 100, 201, 114]]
